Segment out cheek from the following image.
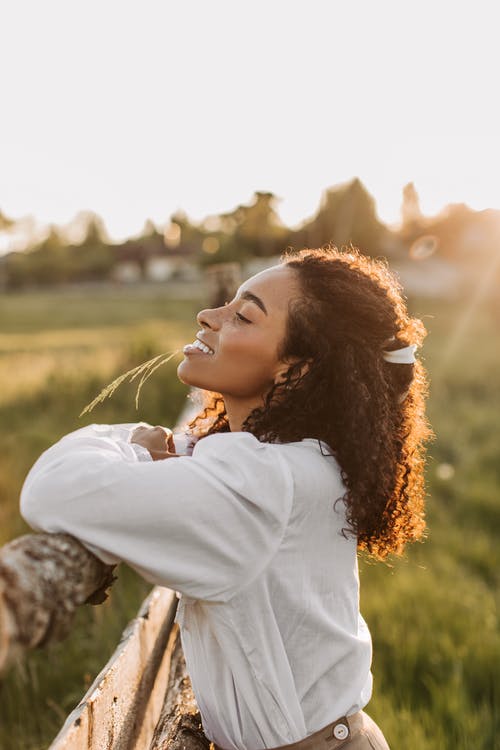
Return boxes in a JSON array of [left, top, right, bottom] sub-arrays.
[[177, 338, 278, 395], [218, 335, 279, 389], [221, 332, 278, 371], [222, 333, 259, 359]]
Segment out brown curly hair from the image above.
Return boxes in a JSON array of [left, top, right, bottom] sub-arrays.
[[188, 246, 432, 560]]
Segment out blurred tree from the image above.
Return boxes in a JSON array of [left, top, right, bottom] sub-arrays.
[[201, 192, 290, 266], [142, 219, 159, 239], [170, 210, 204, 248], [28, 226, 72, 285], [62, 210, 109, 246], [68, 214, 114, 281], [223, 191, 289, 257], [0, 209, 16, 232], [80, 213, 108, 245], [397, 182, 427, 250], [3, 251, 30, 289], [401, 182, 423, 228], [293, 179, 385, 255]]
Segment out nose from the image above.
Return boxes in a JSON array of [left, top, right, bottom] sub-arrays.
[[196, 307, 221, 331]]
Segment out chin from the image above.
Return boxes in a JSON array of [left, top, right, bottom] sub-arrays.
[[177, 359, 194, 385], [177, 359, 212, 389]]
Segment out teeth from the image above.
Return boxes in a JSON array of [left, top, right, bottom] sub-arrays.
[[193, 339, 214, 355]]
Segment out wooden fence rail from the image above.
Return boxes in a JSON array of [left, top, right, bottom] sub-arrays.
[[0, 532, 116, 673], [0, 532, 206, 750]]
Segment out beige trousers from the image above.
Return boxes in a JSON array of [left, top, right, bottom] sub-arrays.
[[272, 711, 391, 750], [215, 711, 391, 750]]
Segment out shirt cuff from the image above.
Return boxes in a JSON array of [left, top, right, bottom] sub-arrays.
[[129, 442, 153, 462]]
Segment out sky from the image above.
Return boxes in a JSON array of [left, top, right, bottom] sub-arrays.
[[1, 0, 500, 249]]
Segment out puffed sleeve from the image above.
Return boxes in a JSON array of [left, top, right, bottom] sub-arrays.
[[20, 428, 294, 602]]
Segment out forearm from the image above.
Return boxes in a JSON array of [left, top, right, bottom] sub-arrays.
[[19, 430, 293, 601]]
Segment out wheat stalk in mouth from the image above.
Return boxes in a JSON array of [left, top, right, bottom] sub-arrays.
[[79, 349, 181, 417]]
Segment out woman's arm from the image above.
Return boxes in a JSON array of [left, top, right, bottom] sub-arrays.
[[20, 430, 293, 602]]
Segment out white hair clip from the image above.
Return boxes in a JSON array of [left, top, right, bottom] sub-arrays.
[[382, 344, 417, 365]]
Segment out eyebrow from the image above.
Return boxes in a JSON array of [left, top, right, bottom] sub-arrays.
[[240, 291, 268, 315]]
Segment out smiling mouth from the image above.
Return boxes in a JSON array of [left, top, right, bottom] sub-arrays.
[[183, 339, 215, 356]]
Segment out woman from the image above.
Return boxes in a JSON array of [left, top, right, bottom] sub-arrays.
[[21, 247, 431, 750]]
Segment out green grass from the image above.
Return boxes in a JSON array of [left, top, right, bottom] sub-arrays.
[[0, 283, 199, 749], [0, 281, 499, 749], [361, 291, 500, 749], [0, 282, 201, 333]]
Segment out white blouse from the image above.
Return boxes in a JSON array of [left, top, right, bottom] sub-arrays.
[[20, 423, 373, 750]]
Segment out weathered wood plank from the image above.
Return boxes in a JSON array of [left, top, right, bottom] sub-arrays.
[[0, 532, 116, 673], [149, 623, 209, 750], [48, 586, 177, 750]]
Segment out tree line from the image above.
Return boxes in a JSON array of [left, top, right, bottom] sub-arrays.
[[0, 179, 497, 289]]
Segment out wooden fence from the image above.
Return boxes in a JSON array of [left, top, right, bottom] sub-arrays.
[[0, 531, 208, 749]]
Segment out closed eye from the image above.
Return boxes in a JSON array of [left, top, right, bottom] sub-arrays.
[[235, 312, 252, 324]]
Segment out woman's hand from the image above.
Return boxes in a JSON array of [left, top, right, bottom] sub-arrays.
[[130, 424, 179, 461]]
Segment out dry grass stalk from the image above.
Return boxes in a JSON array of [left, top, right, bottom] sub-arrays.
[[79, 350, 181, 417]]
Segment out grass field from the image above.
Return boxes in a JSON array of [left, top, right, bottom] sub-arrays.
[[0, 279, 499, 750]]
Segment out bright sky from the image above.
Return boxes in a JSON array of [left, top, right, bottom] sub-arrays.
[[1, 0, 500, 248]]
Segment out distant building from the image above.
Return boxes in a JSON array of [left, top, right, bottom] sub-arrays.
[[144, 256, 175, 282], [111, 260, 142, 284], [111, 230, 200, 284]]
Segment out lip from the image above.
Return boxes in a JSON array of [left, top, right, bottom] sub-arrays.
[[182, 346, 208, 357]]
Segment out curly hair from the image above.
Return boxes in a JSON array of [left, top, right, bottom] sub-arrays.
[[187, 246, 432, 560]]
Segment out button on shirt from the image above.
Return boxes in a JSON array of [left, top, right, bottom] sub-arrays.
[[20, 424, 373, 750]]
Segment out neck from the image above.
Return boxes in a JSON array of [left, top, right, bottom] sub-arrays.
[[223, 395, 264, 433]]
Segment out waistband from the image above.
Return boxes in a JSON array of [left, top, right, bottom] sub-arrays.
[[214, 711, 364, 750]]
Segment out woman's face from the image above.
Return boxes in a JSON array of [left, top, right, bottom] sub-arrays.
[[177, 264, 299, 406]]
